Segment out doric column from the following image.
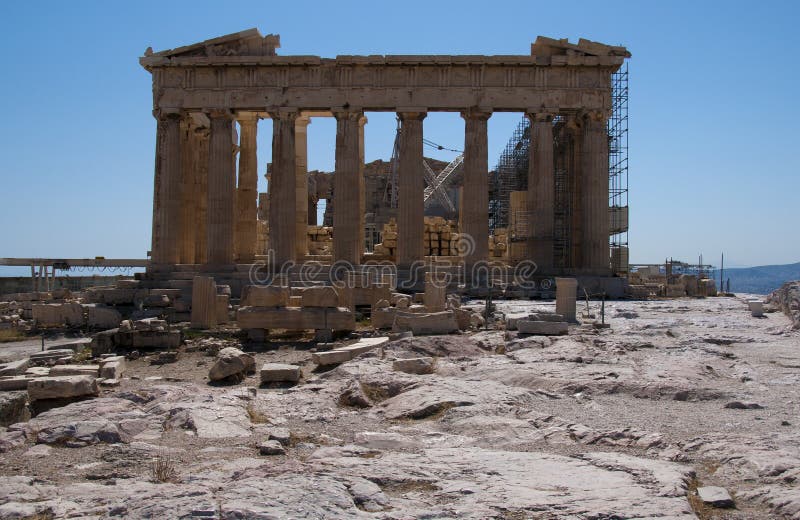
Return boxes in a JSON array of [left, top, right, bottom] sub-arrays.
[[396, 110, 426, 268], [235, 112, 259, 263], [581, 109, 610, 274], [295, 116, 310, 258], [179, 117, 196, 264], [193, 125, 210, 264], [358, 115, 367, 252], [268, 109, 299, 268], [333, 109, 364, 265], [567, 115, 583, 269], [152, 110, 182, 265], [461, 109, 491, 270], [206, 110, 236, 266], [526, 111, 556, 272]]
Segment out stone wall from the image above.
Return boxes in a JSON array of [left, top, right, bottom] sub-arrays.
[[0, 276, 133, 298]]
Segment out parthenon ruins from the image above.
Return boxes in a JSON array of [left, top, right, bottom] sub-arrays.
[[140, 29, 631, 294]]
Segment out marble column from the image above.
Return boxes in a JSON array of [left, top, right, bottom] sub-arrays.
[[396, 111, 426, 268], [333, 110, 364, 265], [581, 110, 610, 274], [179, 117, 196, 264], [461, 109, 491, 270], [527, 111, 556, 272], [235, 112, 259, 263], [152, 110, 182, 265], [567, 115, 583, 270], [294, 116, 310, 258], [206, 110, 236, 266], [193, 125, 210, 264], [358, 115, 367, 256], [268, 109, 299, 268], [150, 113, 163, 263]]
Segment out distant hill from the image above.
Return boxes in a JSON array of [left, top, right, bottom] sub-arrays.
[[721, 262, 800, 295]]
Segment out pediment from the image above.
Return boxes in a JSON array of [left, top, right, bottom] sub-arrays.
[[144, 28, 280, 58]]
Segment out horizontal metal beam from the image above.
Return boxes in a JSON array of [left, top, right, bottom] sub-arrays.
[[0, 258, 149, 268]]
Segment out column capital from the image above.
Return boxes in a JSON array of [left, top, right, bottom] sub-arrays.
[[206, 108, 233, 120], [266, 108, 300, 121], [235, 111, 262, 123], [295, 115, 312, 128], [397, 109, 427, 121], [460, 107, 492, 120], [331, 108, 363, 122], [579, 109, 608, 123], [153, 108, 183, 121], [525, 109, 558, 123]]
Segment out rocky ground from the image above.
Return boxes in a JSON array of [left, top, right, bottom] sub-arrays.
[[1, 295, 799, 519]]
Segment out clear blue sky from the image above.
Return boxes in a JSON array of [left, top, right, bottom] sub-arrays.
[[1, 0, 797, 277]]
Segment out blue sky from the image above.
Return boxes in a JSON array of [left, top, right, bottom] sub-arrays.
[[0, 0, 797, 276]]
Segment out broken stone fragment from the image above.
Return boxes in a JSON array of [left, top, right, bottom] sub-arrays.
[[208, 347, 255, 382], [267, 427, 291, 446], [258, 439, 285, 455], [697, 486, 735, 508], [0, 358, 29, 377]]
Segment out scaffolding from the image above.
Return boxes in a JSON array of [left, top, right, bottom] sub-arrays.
[[609, 62, 630, 274], [489, 117, 530, 231], [552, 116, 573, 268]]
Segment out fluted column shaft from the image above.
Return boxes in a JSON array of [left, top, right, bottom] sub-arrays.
[[527, 112, 556, 272], [396, 111, 426, 268], [179, 118, 196, 264], [207, 110, 236, 265], [461, 110, 491, 269], [235, 113, 259, 263], [581, 110, 610, 274], [295, 116, 310, 258], [152, 111, 182, 265], [358, 116, 367, 246], [194, 126, 210, 264], [268, 109, 299, 268], [333, 110, 364, 265]]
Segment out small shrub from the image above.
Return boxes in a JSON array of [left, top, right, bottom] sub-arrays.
[[150, 450, 178, 483], [246, 403, 269, 424]]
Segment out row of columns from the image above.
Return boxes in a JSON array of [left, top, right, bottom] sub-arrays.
[[527, 109, 610, 275], [150, 107, 610, 275]]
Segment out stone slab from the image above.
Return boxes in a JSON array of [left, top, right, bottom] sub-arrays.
[[46, 339, 92, 352], [49, 365, 100, 377], [30, 349, 75, 361], [300, 286, 339, 308], [517, 320, 569, 336], [0, 376, 33, 391], [27, 375, 99, 401], [0, 358, 30, 377], [260, 363, 301, 383], [394, 310, 458, 335], [237, 306, 355, 331], [241, 285, 289, 307], [311, 350, 352, 365]]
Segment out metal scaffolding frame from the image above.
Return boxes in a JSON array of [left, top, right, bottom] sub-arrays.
[[490, 116, 530, 231], [609, 62, 630, 274], [552, 116, 573, 268]]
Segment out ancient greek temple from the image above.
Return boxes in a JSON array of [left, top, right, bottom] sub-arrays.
[[140, 29, 630, 293]]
